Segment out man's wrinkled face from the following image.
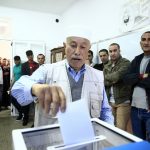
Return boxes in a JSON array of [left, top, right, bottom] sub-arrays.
[[64, 36, 91, 71], [109, 45, 120, 62], [140, 32, 150, 54], [99, 51, 109, 63]]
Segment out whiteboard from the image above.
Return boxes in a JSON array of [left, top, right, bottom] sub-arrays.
[[97, 26, 150, 61]]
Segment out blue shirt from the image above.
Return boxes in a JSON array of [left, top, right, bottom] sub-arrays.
[[66, 62, 85, 82], [13, 64, 22, 81], [11, 61, 114, 125]]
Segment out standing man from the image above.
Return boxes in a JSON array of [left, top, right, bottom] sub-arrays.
[[124, 31, 150, 141], [94, 49, 109, 71], [21, 50, 39, 126], [1, 58, 10, 109], [33, 53, 45, 127], [103, 43, 131, 131], [0, 64, 3, 111], [0, 57, 2, 65], [11, 28, 114, 127], [86, 50, 94, 66], [10, 56, 23, 120], [22, 50, 39, 76], [37, 54, 45, 66]]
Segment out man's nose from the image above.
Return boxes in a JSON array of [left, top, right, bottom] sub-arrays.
[[74, 47, 80, 55], [144, 39, 149, 44]]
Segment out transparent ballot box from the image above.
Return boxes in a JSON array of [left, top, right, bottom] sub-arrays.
[[12, 118, 142, 150]]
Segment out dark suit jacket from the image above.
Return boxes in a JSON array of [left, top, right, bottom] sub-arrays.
[[93, 63, 104, 71], [124, 53, 150, 108]]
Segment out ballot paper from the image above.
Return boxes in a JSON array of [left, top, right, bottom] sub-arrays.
[[57, 99, 95, 146]]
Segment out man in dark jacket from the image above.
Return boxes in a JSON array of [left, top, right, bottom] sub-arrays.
[[94, 49, 109, 71], [124, 31, 150, 141], [21, 50, 39, 126], [103, 43, 131, 131]]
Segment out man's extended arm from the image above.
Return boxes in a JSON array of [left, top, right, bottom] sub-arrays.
[[100, 88, 114, 125]]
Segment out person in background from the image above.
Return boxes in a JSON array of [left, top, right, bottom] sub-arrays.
[[37, 54, 45, 66], [0, 64, 3, 111], [1, 58, 10, 109], [10, 56, 23, 120], [7, 59, 10, 67], [22, 50, 39, 76], [21, 50, 39, 126], [32, 53, 45, 127], [124, 31, 150, 141], [94, 49, 109, 71], [0, 57, 2, 65], [11, 28, 114, 127], [85, 50, 94, 66], [10, 56, 22, 88], [103, 43, 131, 131]]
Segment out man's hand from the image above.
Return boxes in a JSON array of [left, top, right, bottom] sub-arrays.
[[139, 73, 149, 79], [143, 73, 148, 78], [32, 84, 66, 117]]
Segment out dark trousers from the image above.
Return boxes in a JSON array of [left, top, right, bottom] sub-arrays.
[[131, 107, 150, 141], [10, 95, 30, 120], [2, 76, 10, 107]]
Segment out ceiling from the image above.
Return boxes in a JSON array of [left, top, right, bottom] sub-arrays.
[[0, 0, 78, 15]]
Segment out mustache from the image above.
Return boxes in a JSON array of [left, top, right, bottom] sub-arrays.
[[71, 56, 81, 60]]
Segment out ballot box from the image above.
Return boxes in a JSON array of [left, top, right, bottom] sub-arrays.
[[12, 118, 142, 150]]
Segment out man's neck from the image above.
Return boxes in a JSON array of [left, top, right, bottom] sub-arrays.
[[103, 61, 109, 65], [144, 51, 150, 56], [28, 60, 33, 63]]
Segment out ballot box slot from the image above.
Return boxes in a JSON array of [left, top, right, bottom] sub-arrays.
[[47, 135, 106, 150]]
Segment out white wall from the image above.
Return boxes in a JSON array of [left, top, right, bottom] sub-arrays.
[[0, 0, 149, 63], [61, 0, 125, 63], [0, 6, 64, 62], [61, 0, 150, 63], [62, 0, 124, 42]]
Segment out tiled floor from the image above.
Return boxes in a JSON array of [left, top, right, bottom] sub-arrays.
[[0, 109, 33, 150]]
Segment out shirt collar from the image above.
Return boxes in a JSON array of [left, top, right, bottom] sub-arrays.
[[65, 60, 86, 73]]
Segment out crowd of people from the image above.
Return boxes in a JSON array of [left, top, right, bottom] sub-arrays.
[[85, 31, 150, 141], [0, 52, 45, 126], [0, 29, 150, 142]]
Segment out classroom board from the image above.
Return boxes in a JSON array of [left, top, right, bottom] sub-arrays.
[[93, 25, 150, 63]]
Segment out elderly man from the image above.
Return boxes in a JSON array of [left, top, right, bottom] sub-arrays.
[[11, 28, 114, 126]]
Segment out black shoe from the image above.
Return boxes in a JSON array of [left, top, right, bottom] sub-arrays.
[[22, 119, 28, 126], [16, 115, 22, 121]]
